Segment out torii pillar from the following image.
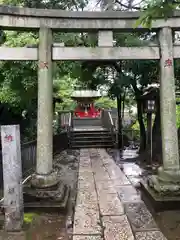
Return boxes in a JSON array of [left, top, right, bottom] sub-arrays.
[[148, 27, 180, 193], [31, 27, 58, 188]]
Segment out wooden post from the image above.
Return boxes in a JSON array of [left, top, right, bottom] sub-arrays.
[[1, 125, 23, 231]]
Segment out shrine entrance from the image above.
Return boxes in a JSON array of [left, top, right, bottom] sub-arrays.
[[71, 90, 101, 118], [0, 5, 180, 202]]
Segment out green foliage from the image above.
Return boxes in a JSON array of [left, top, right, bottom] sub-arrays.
[[0, 0, 89, 141], [54, 76, 80, 111], [24, 212, 38, 224], [0, 0, 176, 143], [0, 0, 88, 9], [176, 99, 180, 128], [135, 0, 178, 28], [0, 31, 38, 111], [95, 97, 117, 109]]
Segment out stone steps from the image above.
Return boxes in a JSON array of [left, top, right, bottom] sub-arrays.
[[70, 129, 114, 149], [73, 118, 102, 127]]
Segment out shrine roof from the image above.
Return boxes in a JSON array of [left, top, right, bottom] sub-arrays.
[[71, 90, 101, 98]]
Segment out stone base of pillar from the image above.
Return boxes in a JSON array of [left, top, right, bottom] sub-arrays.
[[148, 175, 180, 194], [147, 166, 180, 195], [140, 167, 180, 211], [23, 172, 70, 210], [31, 171, 59, 188]]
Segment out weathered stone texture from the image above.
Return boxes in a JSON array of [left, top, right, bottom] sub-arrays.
[[98, 192, 124, 216], [125, 202, 158, 232], [73, 150, 101, 235], [95, 180, 117, 194], [73, 209, 101, 235], [36, 27, 53, 175], [0, 6, 180, 31], [117, 185, 141, 203], [159, 27, 179, 170], [73, 236, 102, 240], [98, 31, 113, 47], [74, 149, 166, 240], [1, 125, 23, 231], [135, 231, 167, 240], [102, 215, 134, 240]]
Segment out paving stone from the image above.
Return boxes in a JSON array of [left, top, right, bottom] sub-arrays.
[[73, 236, 103, 240], [80, 153, 90, 158], [98, 193, 124, 216], [94, 171, 110, 181], [79, 155, 91, 161], [93, 167, 109, 175], [95, 180, 117, 194], [79, 160, 90, 166], [106, 165, 124, 176], [76, 190, 98, 206], [124, 202, 158, 231], [113, 179, 129, 187], [135, 231, 167, 240], [102, 215, 134, 240], [116, 185, 142, 203], [79, 166, 92, 173], [92, 166, 107, 174], [128, 176, 141, 187], [76, 149, 165, 239], [78, 171, 94, 182], [73, 207, 101, 235], [106, 167, 130, 185], [92, 160, 105, 168], [78, 180, 96, 190], [97, 149, 110, 157], [101, 159, 111, 165]]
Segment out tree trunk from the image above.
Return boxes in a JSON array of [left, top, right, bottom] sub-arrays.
[[117, 95, 123, 149], [152, 98, 161, 137], [152, 96, 162, 163], [131, 81, 146, 153], [137, 99, 146, 152], [122, 91, 126, 119]]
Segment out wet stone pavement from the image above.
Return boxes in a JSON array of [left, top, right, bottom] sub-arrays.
[[109, 149, 180, 240], [73, 148, 167, 240]]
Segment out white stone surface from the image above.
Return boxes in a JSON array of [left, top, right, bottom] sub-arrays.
[[53, 46, 160, 60], [159, 27, 180, 170], [1, 45, 180, 61], [98, 31, 113, 47], [73, 150, 101, 235], [0, 7, 180, 31], [1, 125, 23, 231], [36, 27, 53, 175]]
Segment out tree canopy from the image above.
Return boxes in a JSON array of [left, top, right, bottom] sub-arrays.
[[0, 0, 180, 148]]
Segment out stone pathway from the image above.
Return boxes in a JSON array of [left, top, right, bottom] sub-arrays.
[[73, 148, 167, 240]]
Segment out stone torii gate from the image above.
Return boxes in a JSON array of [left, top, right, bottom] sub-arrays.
[[0, 5, 180, 198]]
